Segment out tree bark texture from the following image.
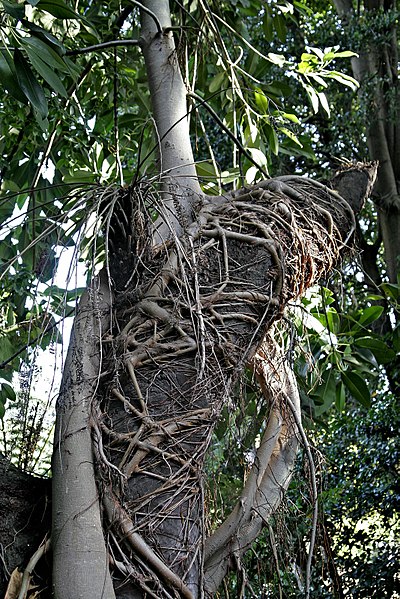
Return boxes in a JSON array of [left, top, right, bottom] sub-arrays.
[[0, 454, 50, 597], [93, 175, 359, 598]]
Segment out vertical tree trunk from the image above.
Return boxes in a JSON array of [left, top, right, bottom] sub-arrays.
[[52, 273, 115, 599], [140, 0, 202, 241]]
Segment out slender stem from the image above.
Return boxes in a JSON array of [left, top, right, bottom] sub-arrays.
[[188, 91, 269, 179], [67, 39, 141, 55]]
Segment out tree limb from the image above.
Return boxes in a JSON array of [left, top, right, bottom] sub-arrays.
[[204, 337, 301, 595]]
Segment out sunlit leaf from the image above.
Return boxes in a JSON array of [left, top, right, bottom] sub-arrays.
[[267, 53, 287, 67], [36, 0, 81, 19], [318, 91, 330, 116], [279, 126, 303, 147]]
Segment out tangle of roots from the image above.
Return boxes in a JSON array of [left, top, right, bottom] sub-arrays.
[[92, 176, 353, 597]]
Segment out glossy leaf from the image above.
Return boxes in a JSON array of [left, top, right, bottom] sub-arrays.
[[19, 36, 71, 73], [355, 337, 396, 365], [2, 0, 25, 19], [13, 49, 48, 118], [312, 368, 337, 416], [0, 51, 28, 103], [342, 371, 371, 408], [358, 305, 384, 326], [36, 0, 81, 19], [24, 47, 68, 97], [22, 19, 66, 51]]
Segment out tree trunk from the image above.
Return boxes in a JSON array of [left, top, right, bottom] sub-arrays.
[[51, 272, 115, 599], [48, 2, 370, 598], [0, 454, 50, 597], [332, 0, 400, 285], [139, 0, 202, 242]]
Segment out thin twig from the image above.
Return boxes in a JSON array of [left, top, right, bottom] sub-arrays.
[[18, 537, 51, 599], [188, 91, 270, 179], [66, 39, 141, 55]]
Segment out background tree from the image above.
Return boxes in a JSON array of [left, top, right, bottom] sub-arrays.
[[0, 1, 398, 598]]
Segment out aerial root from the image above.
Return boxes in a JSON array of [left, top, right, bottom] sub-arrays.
[[89, 177, 352, 595]]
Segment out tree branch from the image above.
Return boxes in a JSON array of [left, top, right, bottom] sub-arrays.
[[131, 0, 162, 34], [66, 39, 141, 56], [204, 337, 301, 595]]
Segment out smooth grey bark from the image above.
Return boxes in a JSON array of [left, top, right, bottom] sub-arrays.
[[140, 0, 203, 241], [52, 272, 115, 599]]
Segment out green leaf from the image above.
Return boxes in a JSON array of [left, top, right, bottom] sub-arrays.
[[0, 336, 14, 364], [14, 49, 48, 118], [0, 400, 4, 419], [393, 326, 400, 353], [335, 381, 345, 412], [25, 48, 68, 97], [273, 14, 287, 43], [254, 89, 269, 113], [19, 36, 71, 73], [281, 112, 300, 124], [358, 305, 384, 326], [332, 50, 358, 58], [342, 371, 371, 408], [355, 337, 396, 364], [36, 0, 81, 19], [22, 19, 66, 54], [262, 9, 273, 43], [1, 0, 25, 19], [209, 71, 226, 94], [354, 347, 379, 370], [279, 127, 303, 147], [2, 383, 16, 402], [0, 51, 28, 103], [381, 282, 400, 301], [22, 20, 66, 52], [264, 122, 279, 155], [264, 81, 292, 97], [313, 369, 337, 416]]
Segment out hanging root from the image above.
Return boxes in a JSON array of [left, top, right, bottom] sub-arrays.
[[88, 176, 354, 597]]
